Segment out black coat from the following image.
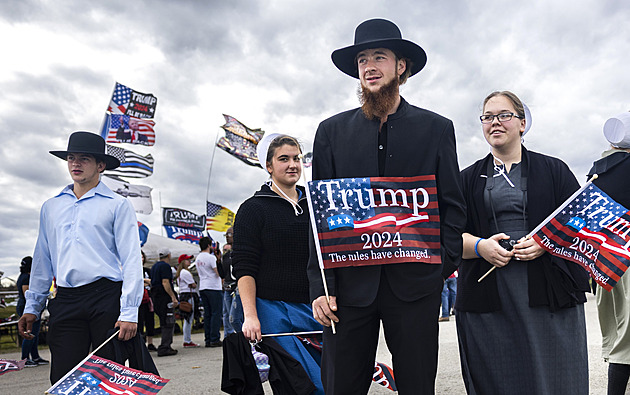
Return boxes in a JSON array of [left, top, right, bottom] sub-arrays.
[[587, 151, 630, 207], [456, 147, 591, 313], [307, 98, 466, 307], [221, 332, 316, 395], [233, 184, 311, 304]]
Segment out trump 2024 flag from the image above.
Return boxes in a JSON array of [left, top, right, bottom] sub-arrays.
[[533, 183, 630, 291], [307, 175, 441, 269], [46, 355, 168, 395]]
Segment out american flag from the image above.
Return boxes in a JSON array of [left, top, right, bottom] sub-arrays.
[[373, 362, 397, 392], [216, 114, 265, 168], [206, 201, 235, 232], [533, 183, 630, 291], [101, 114, 156, 146], [0, 358, 25, 376], [46, 355, 168, 395], [105, 145, 154, 178], [107, 82, 157, 119], [307, 175, 441, 269], [108, 82, 133, 114]]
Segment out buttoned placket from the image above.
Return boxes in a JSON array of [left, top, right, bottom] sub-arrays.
[[72, 200, 80, 241]]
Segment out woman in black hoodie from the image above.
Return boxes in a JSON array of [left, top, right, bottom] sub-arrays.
[[233, 134, 323, 395]]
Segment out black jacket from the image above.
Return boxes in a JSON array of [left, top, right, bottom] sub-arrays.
[[233, 183, 311, 304], [107, 329, 159, 375], [588, 151, 630, 207], [221, 332, 316, 395], [456, 147, 590, 313], [307, 98, 466, 307]]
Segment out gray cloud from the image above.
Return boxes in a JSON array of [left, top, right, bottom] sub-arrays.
[[1, 0, 629, 279]]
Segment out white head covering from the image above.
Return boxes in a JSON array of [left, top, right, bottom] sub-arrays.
[[522, 103, 532, 137], [256, 133, 282, 171], [603, 112, 630, 149]]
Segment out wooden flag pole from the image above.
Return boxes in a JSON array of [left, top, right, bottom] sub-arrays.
[[478, 175, 599, 283], [46, 330, 120, 394], [301, 155, 336, 335]]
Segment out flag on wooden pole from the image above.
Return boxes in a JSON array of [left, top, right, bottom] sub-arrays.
[[532, 181, 630, 291]]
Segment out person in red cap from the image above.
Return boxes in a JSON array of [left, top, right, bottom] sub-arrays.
[[308, 19, 465, 394], [176, 254, 199, 348]]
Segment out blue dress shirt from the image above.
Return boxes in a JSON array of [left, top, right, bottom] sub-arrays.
[[25, 181, 143, 322]]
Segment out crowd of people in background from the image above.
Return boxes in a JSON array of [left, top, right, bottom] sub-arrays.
[[132, 240, 244, 356]]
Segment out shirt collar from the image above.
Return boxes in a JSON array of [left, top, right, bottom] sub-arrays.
[[56, 180, 116, 200]]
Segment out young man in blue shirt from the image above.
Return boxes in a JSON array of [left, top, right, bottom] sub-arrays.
[[18, 131, 144, 384]]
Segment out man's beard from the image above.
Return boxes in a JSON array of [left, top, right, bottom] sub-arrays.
[[358, 76, 400, 121]]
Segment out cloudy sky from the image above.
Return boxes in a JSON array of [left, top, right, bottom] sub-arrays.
[[1, 0, 629, 280]]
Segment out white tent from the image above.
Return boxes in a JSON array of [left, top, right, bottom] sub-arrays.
[[142, 232, 200, 267]]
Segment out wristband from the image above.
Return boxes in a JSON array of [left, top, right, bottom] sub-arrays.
[[474, 238, 484, 258]]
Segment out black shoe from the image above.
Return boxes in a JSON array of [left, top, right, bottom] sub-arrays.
[[32, 357, 49, 365], [206, 341, 223, 348], [24, 360, 38, 368], [157, 348, 178, 357], [147, 344, 157, 352]]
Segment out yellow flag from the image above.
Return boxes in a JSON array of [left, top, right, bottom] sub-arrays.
[[206, 201, 235, 232]]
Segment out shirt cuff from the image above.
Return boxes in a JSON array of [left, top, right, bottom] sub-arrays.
[[24, 291, 48, 316], [118, 306, 139, 323]]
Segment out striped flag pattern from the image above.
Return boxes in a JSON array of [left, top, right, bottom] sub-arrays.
[[533, 183, 630, 291], [206, 201, 235, 232], [107, 82, 157, 119], [46, 355, 168, 395], [0, 359, 25, 376], [307, 175, 441, 269], [101, 114, 156, 146], [105, 144, 154, 178]]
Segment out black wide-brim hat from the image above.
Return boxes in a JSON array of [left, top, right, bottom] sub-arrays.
[[50, 131, 120, 170], [332, 18, 427, 79]]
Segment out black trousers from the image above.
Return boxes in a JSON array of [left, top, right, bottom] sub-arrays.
[[138, 301, 155, 337], [151, 292, 174, 352], [47, 278, 122, 384], [321, 271, 441, 395]]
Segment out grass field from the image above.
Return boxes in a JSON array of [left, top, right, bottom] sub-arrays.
[[0, 297, 21, 352]]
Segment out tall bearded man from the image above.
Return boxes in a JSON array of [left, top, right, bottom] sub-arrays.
[[308, 19, 466, 394]]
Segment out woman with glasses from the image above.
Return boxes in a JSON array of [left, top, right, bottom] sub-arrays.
[[232, 134, 324, 394], [455, 91, 590, 394]]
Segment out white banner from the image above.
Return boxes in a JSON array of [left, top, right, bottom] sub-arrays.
[[101, 175, 153, 214]]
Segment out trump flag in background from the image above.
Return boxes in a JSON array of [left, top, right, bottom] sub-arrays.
[[164, 226, 203, 245], [107, 82, 157, 119], [533, 183, 630, 291], [307, 175, 441, 269], [46, 355, 168, 395], [0, 359, 25, 376], [101, 114, 156, 146]]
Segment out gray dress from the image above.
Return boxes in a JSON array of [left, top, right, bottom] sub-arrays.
[[456, 163, 588, 395]]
